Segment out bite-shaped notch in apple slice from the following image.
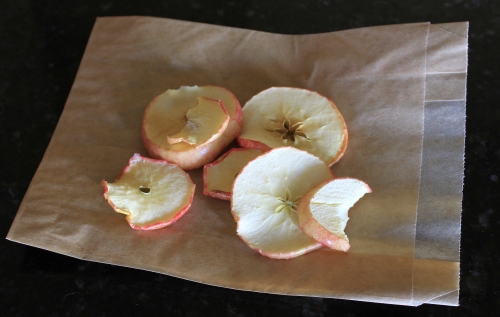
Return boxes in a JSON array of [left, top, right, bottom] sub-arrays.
[[167, 96, 230, 146], [237, 87, 347, 166], [142, 86, 243, 170], [102, 153, 196, 230], [231, 147, 335, 259], [203, 148, 263, 200], [297, 178, 371, 252]]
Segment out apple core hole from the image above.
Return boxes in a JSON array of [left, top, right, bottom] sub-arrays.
[[269, 118, 309, 143]]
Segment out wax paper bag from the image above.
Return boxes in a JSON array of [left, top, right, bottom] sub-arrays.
[[412, 22, 467, 306], [7, 17, 467, 306]]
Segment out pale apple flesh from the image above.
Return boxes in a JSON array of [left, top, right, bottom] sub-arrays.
[[142, 86, 243, 170], [203, 148, 263, 200], [231, 147, 335, 259], [167, 97, 229, 146], [237, 87, 347, 166], [297, 178, 371, 251], [102, 154, 196, 230]]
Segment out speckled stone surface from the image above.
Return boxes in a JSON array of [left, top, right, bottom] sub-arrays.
[[1, 1, 499, 316]]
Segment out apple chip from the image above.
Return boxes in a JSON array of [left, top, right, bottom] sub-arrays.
[[167, 96, 230, 146], [102, 154, 195, 230], [231, 147, 335, 259], [203, 148, 263, 200], [142, 86, 243, 170], [297, 178, 371, 251], [238, 87, 347, 166]]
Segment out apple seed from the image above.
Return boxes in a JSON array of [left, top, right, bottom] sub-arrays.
[[139, 187, 151, 194]]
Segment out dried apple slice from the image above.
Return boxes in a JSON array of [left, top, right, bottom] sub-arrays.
[[102, 153, 196, 230], [203, 148, 263, 200], [142, 86, 243, 170], [297, 178, 371, 251], [237, 87, 347, 166], [231, 147, 335, 259], [167, 97, 229, 146]]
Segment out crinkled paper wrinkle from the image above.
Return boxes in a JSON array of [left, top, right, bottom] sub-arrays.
[[7, 17, 466, 307]]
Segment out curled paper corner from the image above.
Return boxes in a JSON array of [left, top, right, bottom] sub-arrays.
[[411, 258, 460, 306], [431, 22, 468, 39], [426, 290, 460, 306], [412, 289, 460, 307]]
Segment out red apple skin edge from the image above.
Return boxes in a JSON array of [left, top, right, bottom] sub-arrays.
[[101, 155, 196, 230], [296, 177, 372, 252], [230, 147, 336, 259], [257, 243, 324, 260], [203, 189, 231, 201], [236, 138, 272, 153], [202, 147, 253, 201], [142, 86, 243, 170], [237, 87, 348, 167]]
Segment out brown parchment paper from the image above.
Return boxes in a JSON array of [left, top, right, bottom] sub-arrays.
[[7, 17, 467, 306]]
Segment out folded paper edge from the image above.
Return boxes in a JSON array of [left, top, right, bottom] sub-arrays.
[[411, 21, 468, 307]]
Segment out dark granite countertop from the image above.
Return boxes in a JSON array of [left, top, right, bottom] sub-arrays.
[[1, 1, 499, 316]]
